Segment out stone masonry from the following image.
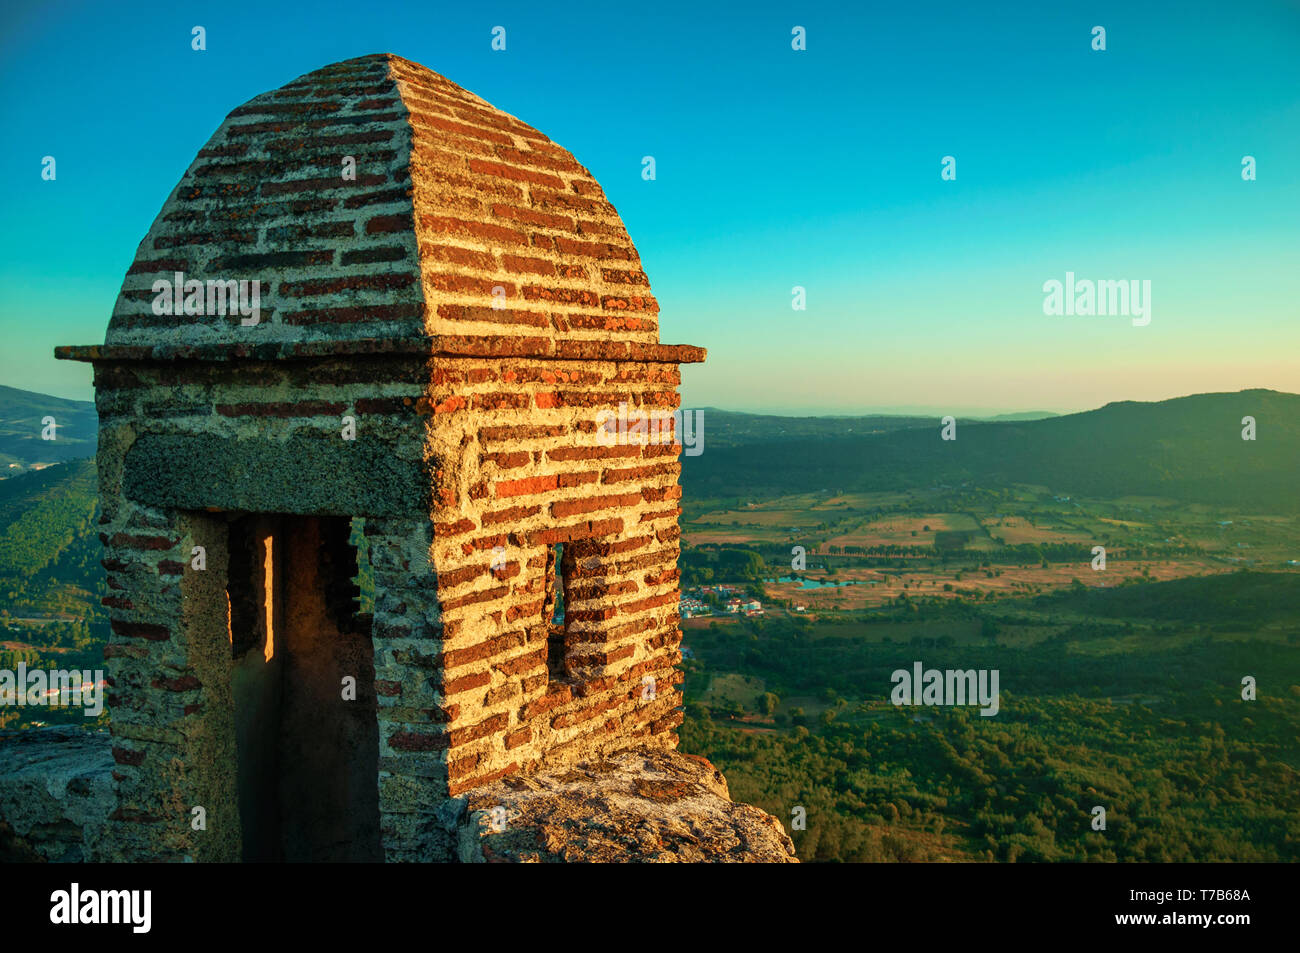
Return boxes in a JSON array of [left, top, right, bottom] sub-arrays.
[[53, 54, 792, 862]]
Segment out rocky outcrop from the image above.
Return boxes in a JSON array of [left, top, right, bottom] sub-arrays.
[[0, 732, 796, 863], [457, 745, 798, 862], [0, 727, 114, 862]]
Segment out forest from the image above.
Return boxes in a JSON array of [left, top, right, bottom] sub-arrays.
[[679, 572, 1300, 862]]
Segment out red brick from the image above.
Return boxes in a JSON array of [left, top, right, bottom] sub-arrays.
[[434, 518, 477, 537], [483, 451, 530, 469], [279, 273, 415, 297], [492, 205, 575, 231], [366, 213, 412, 233], [525, 517, 623, 547], [500, 253, 556, 276], [260, 173, 386, 195], [110, 620, 170, 641], [550, 491, 641, 519], [448, 713, 508, 746], [601, 268, 649, 285], [421, 215, 529, 246], [420, 242, 497, 269], [481, 504, 541, 526], [521, 285, 599, 306], [216, 400, 346, 417], [107, 533, 176, 551], [496, 474, 557, 498], [546, 445, 640, 462], [468, 158, 563, 189], [444, 632, 526, 669], [416, 114, 514, 145], [553, 236, 633, 261], [440, 584, 510, 613], [619, 591, 678, 615], [443, 670, 492, 696], [389, 730, 450, 752], [437, 304, 549, 328], [494, 647, 546, 677]]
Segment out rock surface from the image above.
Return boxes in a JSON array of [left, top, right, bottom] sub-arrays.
[[0, 727, 115, 862], [457, 745, 798, 863]]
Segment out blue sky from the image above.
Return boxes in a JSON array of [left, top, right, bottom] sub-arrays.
[[2, 0, 1297, 413]]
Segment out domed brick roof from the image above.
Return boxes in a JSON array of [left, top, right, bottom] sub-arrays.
[[80, 54, 700, 365]]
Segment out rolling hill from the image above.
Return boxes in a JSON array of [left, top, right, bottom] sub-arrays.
[[696, 409, 1060, 451], [684, 389, 1300, 509], [0, 385, 97, 474]]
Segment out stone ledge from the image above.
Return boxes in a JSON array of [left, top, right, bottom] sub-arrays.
[[55, 337, 706, 365], [0, 727, 115, 863], [457, 744, 798, 863]]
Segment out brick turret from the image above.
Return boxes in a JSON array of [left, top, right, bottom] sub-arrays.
[[55, 54, 728, 862]]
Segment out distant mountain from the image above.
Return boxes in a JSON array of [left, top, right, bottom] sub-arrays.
[[684, 389, 1300, 510], [693, 409, 938, 449], [0, 385, 96, 474], [691, 409, 1061, 449], [977, 411, 1060, 422]]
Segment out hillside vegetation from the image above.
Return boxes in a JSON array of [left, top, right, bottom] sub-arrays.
[[0, 458, 98, 576]]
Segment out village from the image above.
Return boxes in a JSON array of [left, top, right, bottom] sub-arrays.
[[680, 584, 767, 619]]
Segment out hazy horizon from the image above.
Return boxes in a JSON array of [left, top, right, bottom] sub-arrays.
[[9, 377, 1294, 423]]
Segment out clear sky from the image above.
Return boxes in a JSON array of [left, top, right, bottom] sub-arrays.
[[1, 0, 1297, 413]]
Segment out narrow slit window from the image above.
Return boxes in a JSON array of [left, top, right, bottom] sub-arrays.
[[227, 516, 275, 662], [544, 543, 567, 677]]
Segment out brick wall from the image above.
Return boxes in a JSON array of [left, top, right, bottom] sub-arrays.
[[418, 354, 687, 797]]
